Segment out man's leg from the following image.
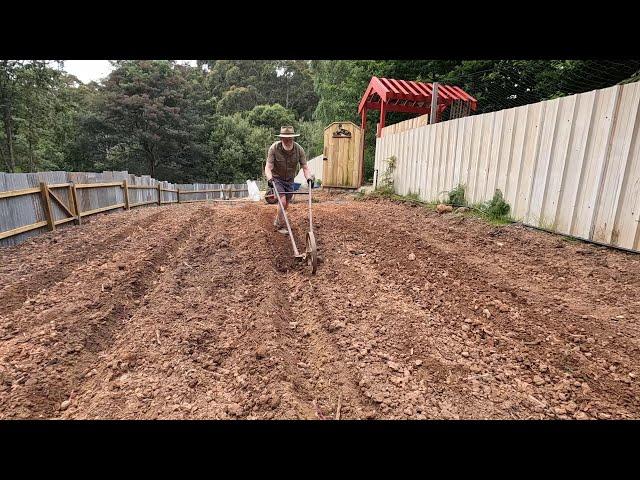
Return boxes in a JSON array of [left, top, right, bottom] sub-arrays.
[[274, 194, 288, 229], [279, 196, 289, 228]]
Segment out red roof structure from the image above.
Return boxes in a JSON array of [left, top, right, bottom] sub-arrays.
[[358, 76, 478, 136]]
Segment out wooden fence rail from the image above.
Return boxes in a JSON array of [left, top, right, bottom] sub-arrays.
[[0, 171, 251, 246]]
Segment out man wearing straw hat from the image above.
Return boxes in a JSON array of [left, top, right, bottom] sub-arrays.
[[265, 126, 314, 234]]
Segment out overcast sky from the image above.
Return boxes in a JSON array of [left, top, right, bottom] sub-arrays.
[[62, 60, 198, 83]]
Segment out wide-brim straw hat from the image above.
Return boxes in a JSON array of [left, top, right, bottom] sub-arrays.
[[277, 126, 300, 137]]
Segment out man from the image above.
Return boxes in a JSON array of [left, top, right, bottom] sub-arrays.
[[265, 126, 314, 234]]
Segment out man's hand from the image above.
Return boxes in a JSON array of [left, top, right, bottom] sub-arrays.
[[267, 178, 273, 187]]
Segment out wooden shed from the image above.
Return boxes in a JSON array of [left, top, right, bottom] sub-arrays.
[[322, 122, 363, 189]]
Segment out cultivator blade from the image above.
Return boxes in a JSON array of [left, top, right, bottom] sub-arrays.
[[305, 231, 317, 274]]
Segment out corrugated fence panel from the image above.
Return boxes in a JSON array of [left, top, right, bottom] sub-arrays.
[[529, 99, 560, 227], [461, 115, 475, 199], [1, 170, 251, 246], [414, 125, 425, 198], [613, 85, 640, 250], [430, 123, 440, 198], [403, 129, 411, 195], [469, 115, 483, 203], [496, 108, 516, 197], [506, 104, 529, 209], [477, 111, 495, 203], [374, 81, 640, 253], [572, 86, 620, 239], [446, 119, 458, 195], [486, 109, 504, 201], [593, 82, 640, 246], [452, 117, 465, 188], [517, 101, 545, 222], [399, 130, 408, 195], [398, 130, 407, 195], [442, 120, 454, 201], [555, 90, 597, 235], [0, 172, 44, 246], [543, 94, 577, 230], [408, 128, 417, 195], [416, 126, 429, 198], [414, 127, 423, 196], [436, 121, 448, 200]]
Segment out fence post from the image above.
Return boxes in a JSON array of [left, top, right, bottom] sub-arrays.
[[430, 82, 439, 125], [177, 188, 181, 204], [68, 184, 78, 220], [71, 182, 82, 225], [39, 181, 55, 232], [123, 180, 131, 210], [157, 184, 162, 205]]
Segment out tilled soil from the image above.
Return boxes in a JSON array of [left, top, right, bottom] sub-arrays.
[[1, 195, 639, 419]]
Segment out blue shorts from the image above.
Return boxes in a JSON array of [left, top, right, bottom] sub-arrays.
[[273, 178, 294, 201]]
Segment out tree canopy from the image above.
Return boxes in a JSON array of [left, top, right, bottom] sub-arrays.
[[2, 59, 638, 182]]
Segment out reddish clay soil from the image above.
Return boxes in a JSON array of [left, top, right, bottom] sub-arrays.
[[1, 193, 639, 419]]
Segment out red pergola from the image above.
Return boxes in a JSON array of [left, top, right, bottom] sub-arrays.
[[358, 76, 478, 136]]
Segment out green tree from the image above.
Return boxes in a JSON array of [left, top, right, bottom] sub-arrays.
[[0, 60, 61, 172], [274, 60, 318, 120], [207, 113, 271, 183], [297, 120, 324, 160], [216, 85, 260, 115], [96, 60, 194, 178], [246, 103, 297, 132], [201, 60, 318, 120]]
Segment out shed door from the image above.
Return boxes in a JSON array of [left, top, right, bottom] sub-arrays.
[[323, 128, 357, 188]]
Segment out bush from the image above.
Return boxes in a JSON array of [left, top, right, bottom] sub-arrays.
[[447, 184, 466, 206], [376, 155, 397, 194], [483, 189, 511, 220]]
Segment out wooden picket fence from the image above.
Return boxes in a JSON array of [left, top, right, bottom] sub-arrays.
[[0, 170, 250, 246]]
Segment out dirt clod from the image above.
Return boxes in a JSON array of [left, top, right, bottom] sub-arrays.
[[436, 204, 454, 214]]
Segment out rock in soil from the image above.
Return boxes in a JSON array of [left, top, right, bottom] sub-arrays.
[[436, 204, 454, 214]]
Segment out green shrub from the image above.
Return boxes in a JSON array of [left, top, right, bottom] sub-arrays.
[[447, 184, 466, 206], [483, 189, 511, 220]]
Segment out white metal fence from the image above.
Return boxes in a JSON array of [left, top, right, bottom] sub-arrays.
[[374, 81, 640, 252]]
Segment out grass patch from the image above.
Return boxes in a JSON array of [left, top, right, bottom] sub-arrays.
[[465, 207, 515, 226], [366, 188, 427, 207], [451, 189, 515, 225], [536, 216, 556, 232], [358, 186, 515, 226], [354, 190, 367, 200], [561, 235, 581, 244]]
